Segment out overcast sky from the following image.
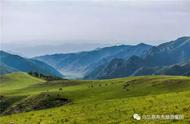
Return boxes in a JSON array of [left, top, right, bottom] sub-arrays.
[[0, 0, 190, 56]]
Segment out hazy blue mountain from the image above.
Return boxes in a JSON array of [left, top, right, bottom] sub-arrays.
[[85, 56, 145, 79], [0, 51, 63, 77], [35, 43, 152, 78], [0, 62, 18, 75], [131, 67, 160, 76], [156, 62, 190, 76], [144, 36, 190, 66], [84, 43, 152, 74], [132, 62, 190, 76], [85, 37, 190, 79]]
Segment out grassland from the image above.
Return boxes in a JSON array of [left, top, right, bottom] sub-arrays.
[[0, 72, 45, 93], [0, 72, 190, 124]]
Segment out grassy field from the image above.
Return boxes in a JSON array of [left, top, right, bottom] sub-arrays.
[[0, 72, 190, 124]]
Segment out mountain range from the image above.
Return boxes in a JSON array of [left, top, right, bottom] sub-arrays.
[[35, 36, 190, 79], [35, 43, 152, 78], [1, 36, 190, 79], [0, 51, 63, 77], [85, 37, 190, 79]]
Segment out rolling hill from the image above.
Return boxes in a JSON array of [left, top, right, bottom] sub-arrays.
[[0, 72, 45, 93], [0, 51, 63, 77], [0, 73, 190, 123]]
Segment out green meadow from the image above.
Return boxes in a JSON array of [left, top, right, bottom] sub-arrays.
[[0, 72, 190, 124]]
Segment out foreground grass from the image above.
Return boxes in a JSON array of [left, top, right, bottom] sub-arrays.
[[1, 91, 190, 124], [0, 73, 190, 124]]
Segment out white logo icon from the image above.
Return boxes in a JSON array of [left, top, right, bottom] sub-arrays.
[[133, 113, 141, 120]]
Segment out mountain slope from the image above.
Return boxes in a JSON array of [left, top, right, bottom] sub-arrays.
[[85, 56, 145, 79], [156, 62, 190, 76], [131, 61, 190, 76], [0, 63, 18, 75], [0, 72, 45, 92], [0, 51, 63, 77], [35, 44, 152, 78], [86, 37, 190, 79], [144, 36, 190, 66]]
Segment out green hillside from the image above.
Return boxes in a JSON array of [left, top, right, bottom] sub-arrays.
[[0, 73, 190, 124], [0, 72, 45, 94]]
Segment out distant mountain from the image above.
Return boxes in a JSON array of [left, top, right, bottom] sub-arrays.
[[156, 62, 190, 76], [0, 63, 18, 75], [85, 37, 190, 79], [131, 67, 159, 76], [0, 51, 63, 77], [84, 43, 152, 74], [85, 56, 145, 79], [35, 43, 152, 78], [132, 62, 190, 76], [144, 37, 190, 66]]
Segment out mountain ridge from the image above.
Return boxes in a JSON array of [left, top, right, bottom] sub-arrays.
[[3, 36, 189, 79], [35, 43, 152, 78], [0, 51, 63, 77], [85, 37, 190, 79]]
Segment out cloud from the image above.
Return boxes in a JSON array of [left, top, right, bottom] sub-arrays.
[[1, 0, 190, 45]]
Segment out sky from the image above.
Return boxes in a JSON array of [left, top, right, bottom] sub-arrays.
[[0, 0, 190, 56]]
